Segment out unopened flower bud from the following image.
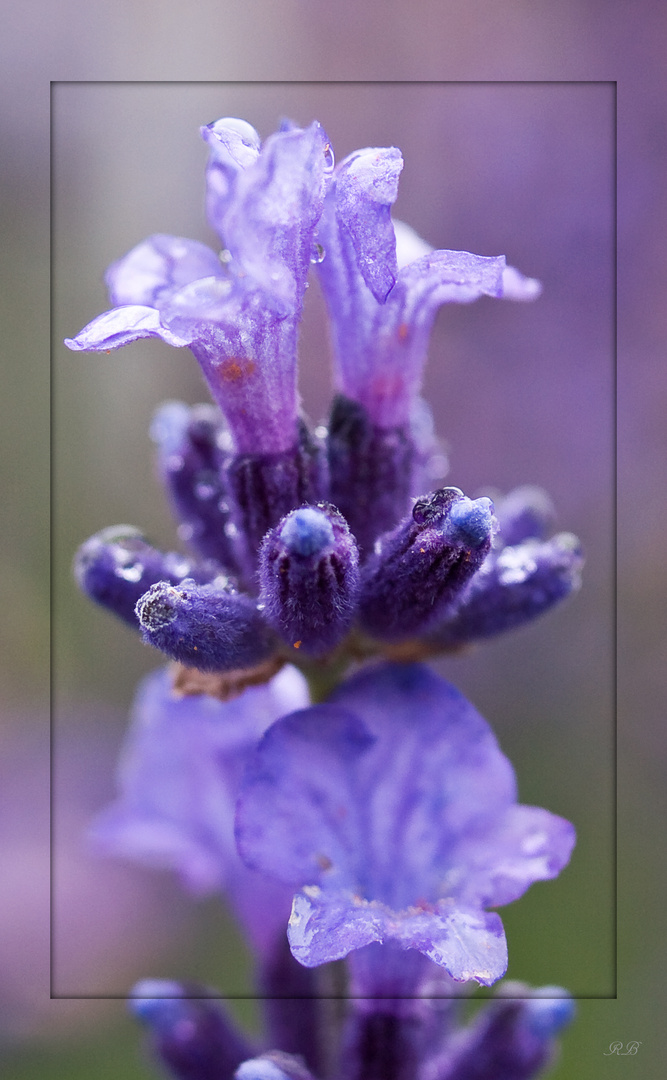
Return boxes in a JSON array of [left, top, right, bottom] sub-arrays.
[[258, 504, 359, 656], [74, 526, 220, 627], [130, 979, 253, 1080], [358, 488, 496, 640], [135, 579, 274, 672]]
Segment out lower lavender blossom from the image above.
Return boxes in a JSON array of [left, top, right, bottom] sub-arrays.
[[236, 663, 575, 987]]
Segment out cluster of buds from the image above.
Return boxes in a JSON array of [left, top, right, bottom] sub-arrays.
[[66, 116, 582, 1080]]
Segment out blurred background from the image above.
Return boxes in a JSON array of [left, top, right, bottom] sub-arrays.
[[2, 4, 665, 1079]]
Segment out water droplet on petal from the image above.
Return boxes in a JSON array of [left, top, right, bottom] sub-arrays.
[[323, 142, 335, 172], [224, 522, 238, 539], [216, 430, 234, 452], [194, 481, 216, 501], [310, 242, 326, 264], [219, 248, 232, 264], [115, 563, 144, 582], [217, 498, 230, 514]]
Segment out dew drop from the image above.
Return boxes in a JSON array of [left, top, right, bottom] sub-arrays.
[[497, 546, 537, 586], [168, 559, 191, 579], [219, 248, 232, 264], [224, 522, 238, 539], [217, 498, 230, 514], [216, 430, 234, 452], [116, 563, 144, 583], [323, 142, 335, 172], [194, 481, 216, 501], [314, 424, 328, 441], [310, 242, 326, 265]]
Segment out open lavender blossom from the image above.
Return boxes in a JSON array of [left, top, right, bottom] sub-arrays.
[[65, 118, 333, 456], [67, 115, 580, 1080], [236, 663, 575, 987]]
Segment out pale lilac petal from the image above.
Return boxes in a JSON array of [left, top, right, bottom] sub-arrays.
[[105, 234, 224, 308], [200, 118, 261, 238], [501, 263, 543, 300], [287, 888, 508, 986], [64, 305, 191, 351], [332, 147, 403, 302], [237, 664, 571, 984], [287, 887, 384, 966], [455, 805, 577, 908], [220, 121, 333, 314], [417, 906, 507, 986], [235, 705, 374, 888]]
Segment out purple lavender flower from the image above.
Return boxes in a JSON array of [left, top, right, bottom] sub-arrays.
[[66, 115, 580, 1080], [134, 579, 274, 672], [315, 152, 524, 432], [421, 983, 576, 1080], [65, 119, 333, 456], [236, 663, 575, 988], [315, 151, 540, 551], [357, 488, 496, 640], [74, 525, 223, 627], [150, 401, 241, 571]]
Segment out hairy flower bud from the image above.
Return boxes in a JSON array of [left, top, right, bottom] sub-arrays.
[[135, 579, 274, 672], [258, 504, 359, 656], [358, 488, 496, 640], [74, 525, 220, 627]]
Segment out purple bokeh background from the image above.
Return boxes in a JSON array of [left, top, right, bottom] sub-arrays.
[[1, 3, 664, 1078]]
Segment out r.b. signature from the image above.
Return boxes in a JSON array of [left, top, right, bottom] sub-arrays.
[[604, 1041, 642, 1056]]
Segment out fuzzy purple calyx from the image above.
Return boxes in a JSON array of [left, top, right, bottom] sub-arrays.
[[427, 531, 583, 648], [258, 504, 360, 656], [151, 401, 240, 572], [135, 579, 274, 672], [357, 488, 496, 640], [74, 525, 221, 628]]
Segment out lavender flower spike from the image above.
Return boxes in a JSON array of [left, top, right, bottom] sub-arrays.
[[66, 119, 333, 455], [236, 663, 575, 987]]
